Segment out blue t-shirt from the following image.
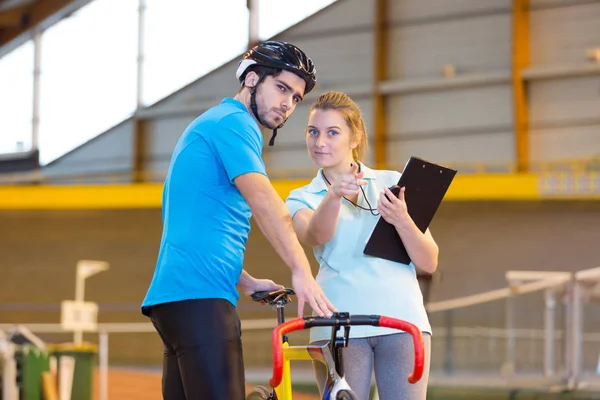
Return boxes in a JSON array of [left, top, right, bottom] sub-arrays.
[[141, 98, 267, 313]]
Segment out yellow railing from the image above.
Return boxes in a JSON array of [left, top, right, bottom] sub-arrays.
[[1, 156, 599, 186], [0, 156, 600, 185]]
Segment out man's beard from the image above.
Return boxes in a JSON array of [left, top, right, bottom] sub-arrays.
[[258, 108, 281, 130]]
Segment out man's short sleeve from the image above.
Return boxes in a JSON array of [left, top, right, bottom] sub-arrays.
[[210, 113, 267, 183], [285, 188, 314, 218]]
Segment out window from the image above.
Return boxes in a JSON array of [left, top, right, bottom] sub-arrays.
[[0, 41, 33, 154]]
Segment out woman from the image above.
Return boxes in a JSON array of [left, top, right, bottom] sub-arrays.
[[285, 92, 437, 399]]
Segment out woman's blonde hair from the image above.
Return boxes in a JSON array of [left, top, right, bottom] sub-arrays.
[[309, 91, 368, 162]]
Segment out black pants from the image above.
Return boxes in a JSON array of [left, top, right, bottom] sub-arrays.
[[148, 298, 245, 400]]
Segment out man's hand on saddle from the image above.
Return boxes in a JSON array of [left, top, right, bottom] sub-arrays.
[[239, 273, 284, 304]]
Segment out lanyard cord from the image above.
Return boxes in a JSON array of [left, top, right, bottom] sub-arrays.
[[320, 170, 379, 216]]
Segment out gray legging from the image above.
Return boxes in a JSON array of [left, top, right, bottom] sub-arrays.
[[312, 332, 431, 400]]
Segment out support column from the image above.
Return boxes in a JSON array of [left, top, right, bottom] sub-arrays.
[[136, 0, 146, 110], [32, 28, 42, 160], [247, 0, 260, 50], [31, 31, 42, 151], [372, 0, 388, 169], [133, 0, 147, 182], [133, 119, 147, 182], [512, 0, 530, 172]]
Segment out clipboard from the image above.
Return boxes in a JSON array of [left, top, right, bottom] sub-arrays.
[[363, 156, 457, 264]]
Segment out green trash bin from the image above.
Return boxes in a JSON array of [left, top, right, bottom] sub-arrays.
[[18, 345, 51, 400], [49, 342, 97, 400]]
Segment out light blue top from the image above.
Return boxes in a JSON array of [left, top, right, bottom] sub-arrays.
[[285, 163, 432, 342], [142, 98, 267, 313]]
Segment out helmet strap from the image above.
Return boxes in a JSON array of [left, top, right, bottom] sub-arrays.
[[248, 70, 285, 147], [268, 128, 277, 146], [249, 70, 267, 122]]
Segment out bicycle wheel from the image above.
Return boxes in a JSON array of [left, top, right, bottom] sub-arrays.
[[246, 385, 275, 400], [335, 389, 359, 400]]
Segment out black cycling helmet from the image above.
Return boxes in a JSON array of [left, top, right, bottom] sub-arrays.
[[235, 41, 317, 146], [236, 40, 317, 94]]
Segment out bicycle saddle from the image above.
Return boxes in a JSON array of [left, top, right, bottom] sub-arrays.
[[250, 288, 295, 305]]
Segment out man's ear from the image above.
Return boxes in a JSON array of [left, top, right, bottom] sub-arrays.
[[244, 71, 259, 88]]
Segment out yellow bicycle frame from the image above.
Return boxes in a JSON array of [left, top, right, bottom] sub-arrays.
[[273, 342, 329, 400]]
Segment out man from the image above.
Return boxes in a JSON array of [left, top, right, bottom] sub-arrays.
[[141, 41, 336, 400]]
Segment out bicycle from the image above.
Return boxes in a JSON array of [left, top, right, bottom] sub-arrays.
[[246, 288, 425, 400]]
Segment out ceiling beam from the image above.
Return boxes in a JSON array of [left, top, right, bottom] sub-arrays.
[[0, 6, 31, 27], [0, 0, 91, 58]]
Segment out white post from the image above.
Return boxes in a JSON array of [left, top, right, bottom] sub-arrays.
[[570, 282, 583, 388], [563, 281, 574, 380], [99, 331, 109, 400], [1, 336, 18, 400], [544, 287, 556, 377], [74, 271, 85, 345], [74, 272, 85, 304], [72, 260, 110, 345], [137, 0, 146, 109], [502, 292, 516, 376]]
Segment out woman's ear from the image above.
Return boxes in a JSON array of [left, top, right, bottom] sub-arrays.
[[350, 132, 362, 149]]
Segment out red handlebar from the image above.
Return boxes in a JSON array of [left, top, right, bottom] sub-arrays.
[[378, 316, 425, 384], [269, 315, 425, 388], [269, 318, 305, 387]]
